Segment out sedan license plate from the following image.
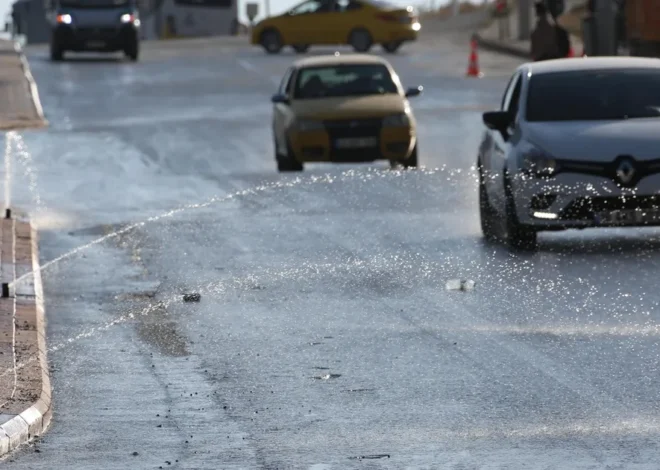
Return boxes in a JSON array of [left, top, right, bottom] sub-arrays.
[[86, 40, 106, 48], [595, 209, 660, 225], [335, 137, 377, 149]]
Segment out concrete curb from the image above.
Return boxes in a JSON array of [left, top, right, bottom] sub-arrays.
[[0, 220, 51, 456], [474, 33, 530, 59], [12, 42, 48, 128]]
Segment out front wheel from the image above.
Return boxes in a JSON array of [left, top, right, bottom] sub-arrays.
[[504, 173, 537, 250], [124, 39, 139, 61], [275, 140, 303, 173], [403, 143, 418, 169], [478, 163, 498, 242], [382, 41, 402, 53], [50, 39, 63, 61], [261, 29, 283, 54], [348, 28, 372, 53]]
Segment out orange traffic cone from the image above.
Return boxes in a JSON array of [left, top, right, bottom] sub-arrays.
[[567, 45, 575, 57], [466, 39, 482, 77]]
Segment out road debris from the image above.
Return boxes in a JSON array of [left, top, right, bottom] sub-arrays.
[[349, 454, 391, 460], [445, 279, 476, 291], [183, 293, 201, 302]]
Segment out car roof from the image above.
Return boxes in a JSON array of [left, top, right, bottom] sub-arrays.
[[293, 54, 391, 69], [523, 57, 660, 75]]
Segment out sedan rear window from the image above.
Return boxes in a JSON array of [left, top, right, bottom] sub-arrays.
[[526, 68, 660, 121], [59, 0, 131, 7], [294, 64, 398, 100]]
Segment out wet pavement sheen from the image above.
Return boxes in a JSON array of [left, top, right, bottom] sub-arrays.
[[3, 24, 660, 470]]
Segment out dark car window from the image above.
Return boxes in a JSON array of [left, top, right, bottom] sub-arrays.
[[293, 64, 398, 100], [526, 68, 660, 122], [58, 0, 132, 7]]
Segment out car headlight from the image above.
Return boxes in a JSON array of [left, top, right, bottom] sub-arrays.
[[56, 13, 73, 24], [295, 119, 324, 132], [519, 147, 558, 177], [121, 13, 136, 23], [382, 113, 410, 127]]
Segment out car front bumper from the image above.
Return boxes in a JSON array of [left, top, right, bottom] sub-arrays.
[[53, 23, 138, 51], [288, 125, 416, 163], [511, 172, 660, 230]]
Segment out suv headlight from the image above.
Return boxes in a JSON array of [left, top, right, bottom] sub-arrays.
[[56, 13, 73, 24], [295, 119, 323, 132], [520, 147, 558, 177], [121, 13, 138, 23], [383, 113, 410, 127]]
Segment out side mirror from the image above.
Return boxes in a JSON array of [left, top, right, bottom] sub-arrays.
[[405, 86, 423, 98], [482, 110, 512, 132], [271, 93, 289, 105]]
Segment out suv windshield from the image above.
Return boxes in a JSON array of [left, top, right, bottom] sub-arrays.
[[526, 68, 660, 122], [58, 0, 131, 8], [294, 64, 398, 100]]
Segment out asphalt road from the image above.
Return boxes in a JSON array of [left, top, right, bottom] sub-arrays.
[[4, 22, 660, 470]]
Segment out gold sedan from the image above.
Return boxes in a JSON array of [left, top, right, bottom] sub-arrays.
[[271, 54, 422, 172]]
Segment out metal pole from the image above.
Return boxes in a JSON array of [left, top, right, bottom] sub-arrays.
[[264, 0, 270, 17], [518, 0, 531, 40], [594, 0, 615, 55], [452, 0, 459, 17]]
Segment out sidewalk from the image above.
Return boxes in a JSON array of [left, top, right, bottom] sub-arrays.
[[0, 40, 47, 131], [0, 216, 51, 455], [475, 8, 584, 60]]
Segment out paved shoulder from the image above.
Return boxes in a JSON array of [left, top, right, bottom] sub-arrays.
[[0, 40, 47, 130]]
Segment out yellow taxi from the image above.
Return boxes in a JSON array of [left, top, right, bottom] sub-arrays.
[[251, 0, 420, 54], [271, 54, 422, 172]]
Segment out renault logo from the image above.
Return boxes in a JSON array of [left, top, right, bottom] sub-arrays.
[[616, 158, 636, 185]]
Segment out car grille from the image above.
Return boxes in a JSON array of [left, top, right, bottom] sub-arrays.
[[75, 26, 119, 39], [555, 157, 660, 187], [560, 195, 660, 220], [324, 118, 383, 161]]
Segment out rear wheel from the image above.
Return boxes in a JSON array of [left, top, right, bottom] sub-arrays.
[[50, 38, 63, 61], [504, 173, 537, 250], [382, 41, 402, 53], [276, 140, 303, 172], [348, 28, 372, 52], [292, 44, 309, 53], [261, 29, 283, 54]]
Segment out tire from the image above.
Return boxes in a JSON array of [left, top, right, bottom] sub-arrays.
[[260, 29, 283, 54], [50, 39, 63, 61], [382, 41, 402, 53], [478, 162, 498, 242], [276, 140, 303, 173], [402, 143, 418, 169], [124, 39, 139, 61], [348, 28, 372, 53], [504, 172, 537, 250], [292, 44, 309, 53]]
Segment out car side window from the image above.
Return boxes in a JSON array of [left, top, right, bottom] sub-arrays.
[[337, 0, 361, 11], [279, 68, 293, 95], [285, 69, 297, 96], [501, 72, 520, 111], [507, 76, 522, 116], [289, 0, 325, 14]]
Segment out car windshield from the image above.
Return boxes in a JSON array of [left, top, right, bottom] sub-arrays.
[[294, 64, 398, 99], [526, 68, 660, 122]]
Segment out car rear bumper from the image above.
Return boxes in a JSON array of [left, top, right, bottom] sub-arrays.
[[53, 24, 138, 51], [288, 125, 415, 163], [511, 172, 660, 231]]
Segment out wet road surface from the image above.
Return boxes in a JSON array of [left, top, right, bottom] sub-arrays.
[[4, 24, 660, 470]]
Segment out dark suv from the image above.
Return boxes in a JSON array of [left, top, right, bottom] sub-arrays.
[[47, 0, 140, 61]]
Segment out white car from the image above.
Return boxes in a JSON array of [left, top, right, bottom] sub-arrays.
[[478, 57, 660, 249]]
